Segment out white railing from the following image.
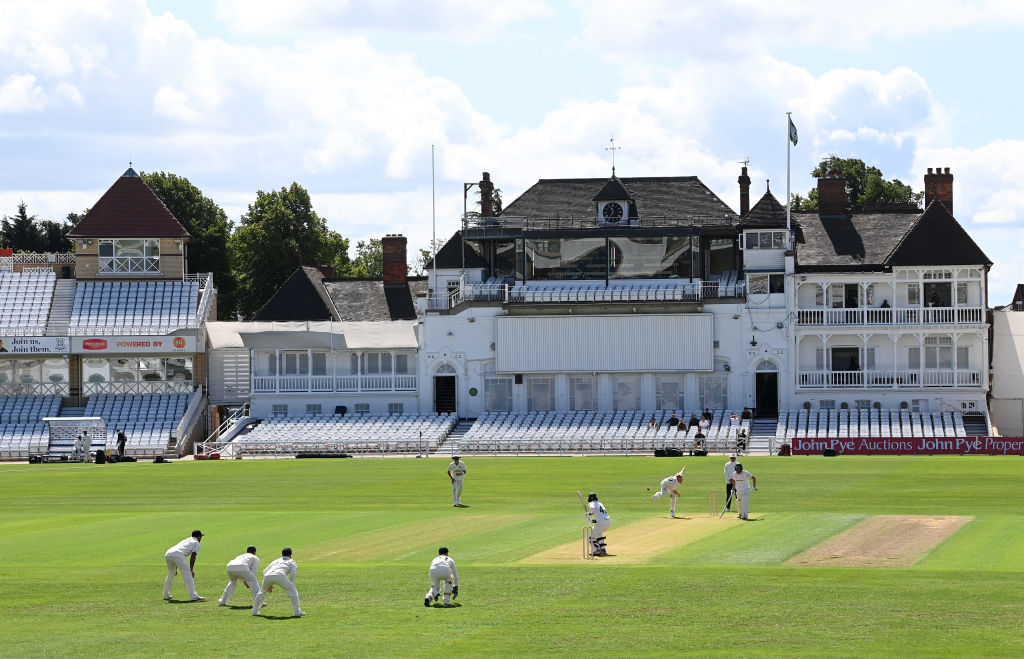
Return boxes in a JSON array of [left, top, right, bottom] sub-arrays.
[[0, 381, 69, 396], [252, 374, 418, 393], [0, 325, 48, 336], [10, 253, 76, 265], [193, 272, 215, 324], [184, 272, 211, 287], [199, 405, 251, 446], [797, 369, 983, 389], [797, 306, 985, 326], [174, 386, 206, 454], [82, 380, 196, 396]]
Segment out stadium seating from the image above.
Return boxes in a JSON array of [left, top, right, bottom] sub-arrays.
[[0, 395, 60, 459], [233, 413, 458, 454], [83, 393, 189, 456], [69, 281, 199, 331], [0, 270, 56, 331], [773, 409, 971, 440]]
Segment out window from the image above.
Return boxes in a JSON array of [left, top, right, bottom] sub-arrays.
[[362, 352, 392, 374], [485, 377, 513, 412], [306, 404, 322, 416], [612, 375, 640, 410], [388, 402, 404, 415], [956, 282, 968, 306], [570, 376, 596, 411], [311, 353, 328, 376], [855, 399, 871, 409], [655, 375, 685, 410], [272, 404, 288, 417], [698, 375, 727, 410], [907, 283, 920, 305], [819, 400, 836, 410], [98, 239, 160, 273], [528, 377, 555, 412], [744, 230, 786, 250], [924, 336, 953, 369], [354, 403, 370, 415], [748, 273, 784, 295]]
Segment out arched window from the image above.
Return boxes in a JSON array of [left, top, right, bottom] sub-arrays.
[[435, 363, 456, 375], [756, 360, 778, 372]]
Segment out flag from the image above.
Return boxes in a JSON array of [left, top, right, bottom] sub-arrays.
[[788, 116, 798, 146]]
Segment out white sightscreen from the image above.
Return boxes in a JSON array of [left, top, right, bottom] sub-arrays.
[[495, 314, 713, 373]]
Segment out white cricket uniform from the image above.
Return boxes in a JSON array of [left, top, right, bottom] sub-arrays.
[[81, 432, 92, 460], [425, 554, 459, 605], [219, 552, 261, 605], [253, 557, 302, 616], [731, 469, 754, 519], [164, 537, 201, 600], [587, 500, 611, 554], [448, 460, 467, 505], [652, 475, 683, 516], [72, 438, 84, 461]]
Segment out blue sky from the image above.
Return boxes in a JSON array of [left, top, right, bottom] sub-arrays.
[[1, 1, 1022, 301]]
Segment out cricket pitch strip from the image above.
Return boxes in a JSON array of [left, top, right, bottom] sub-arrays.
[[786, 515, 972, 568], [520, 515, 740, 565]]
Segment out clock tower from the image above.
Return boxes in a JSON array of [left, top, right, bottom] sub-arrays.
[[593, 175, 635, 226]]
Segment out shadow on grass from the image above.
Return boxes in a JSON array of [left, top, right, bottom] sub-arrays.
[[428, 602, 462, 609], [164, 599, 206, 604], [453, 504, 471, 508]]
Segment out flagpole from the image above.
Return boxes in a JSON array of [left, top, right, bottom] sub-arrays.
[[786, 112, 792, 233]]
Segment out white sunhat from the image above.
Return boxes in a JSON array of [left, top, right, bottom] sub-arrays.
[[729, 453, 737, 458]]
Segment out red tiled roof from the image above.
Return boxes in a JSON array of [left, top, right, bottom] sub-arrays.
[[67, 168, 190, 238]]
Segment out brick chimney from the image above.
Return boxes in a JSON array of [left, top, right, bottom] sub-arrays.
[[382, 234, 407, 286], [924, 167, 953, 215], [316, 264, 335, 278], [817, 176, 848, 217], [479, 172, 494, 217], [738, 166, 751, 216]]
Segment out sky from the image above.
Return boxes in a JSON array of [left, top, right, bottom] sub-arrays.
[[1, 0, 1022, 301]]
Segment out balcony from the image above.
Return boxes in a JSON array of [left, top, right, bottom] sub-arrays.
[[797, 369, 983, 389], [252, 374, 417, 394], [428, 279, 744, 310], [797, 306, 984, 326]]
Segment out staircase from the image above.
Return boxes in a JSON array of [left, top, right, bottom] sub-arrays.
[[749, 417, 779, 454], [963, 414, 990, 437], [45, 279, 77, 336], [444, 418, 476, 454]]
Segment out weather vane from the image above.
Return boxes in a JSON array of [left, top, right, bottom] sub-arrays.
[[605, 135, 621, 175]]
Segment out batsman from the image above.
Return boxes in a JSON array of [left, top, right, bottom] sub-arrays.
[[585, 493, 611, 556]]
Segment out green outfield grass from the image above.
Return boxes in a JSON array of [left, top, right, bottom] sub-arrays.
[[1, 455, 1022, 658]]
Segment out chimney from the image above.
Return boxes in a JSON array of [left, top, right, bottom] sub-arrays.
[[924, 167, 953, 215], [738, 166, 751, 216], [316, 264, 335, 279], [817, 176, 848, 217], [479, 172, 494, 217], [382, 234, 407, 286]]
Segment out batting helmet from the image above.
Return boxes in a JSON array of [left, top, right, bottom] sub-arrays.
[[734, 463, 743, 471], [587, 492, 598, 502]]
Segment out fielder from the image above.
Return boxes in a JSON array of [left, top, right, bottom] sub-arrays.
[[448, 456, 467, 507], [586, 492, 611, 556], [651, 468, 685, 518], [729, 463, 757, 520], [218, 546, 261, 607], [424, 546, 459, 607], [163, 530, 205, 601], [252, 548, 305, 617], [724, 453, 739, 512]]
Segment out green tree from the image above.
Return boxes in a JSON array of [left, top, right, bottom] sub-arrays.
[[229, 183, 350, 318], [414, 238, 447, 275], [1, 202, 44, 251], [343, 238, 383, 279], [37, 218, 73, 252], [790, 156, 923, 212], [142, 171, 236, 318]]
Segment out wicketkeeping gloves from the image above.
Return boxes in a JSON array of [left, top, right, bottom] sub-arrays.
[[452, 585, 459, 599]]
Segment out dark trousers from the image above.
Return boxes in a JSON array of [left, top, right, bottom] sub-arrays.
[[725, 483, 734, 508]]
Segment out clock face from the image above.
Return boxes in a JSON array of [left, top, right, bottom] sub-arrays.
[[602, 201, 624, 222]]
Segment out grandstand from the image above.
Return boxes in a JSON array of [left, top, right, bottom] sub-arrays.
[[229, 413, 458, 455], [69, 280, 200, 333], [0, 269, 56, 334], [83, 393, 191, 456], [0, 395, 60, 459]]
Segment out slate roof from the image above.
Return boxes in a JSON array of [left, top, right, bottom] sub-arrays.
[[253, 267, 339, 321], [323, 278, 426, 322], [793, 200, 991, 270], [592, 175, 632, 202], [433, 231, 488, 269], [741, 190, 789, 229], [884, 200, 992, 267], [500, 176, 737, 225], [67, 167, 191, 238]]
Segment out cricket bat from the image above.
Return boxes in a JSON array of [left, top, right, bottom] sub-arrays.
[[576, 490, 588, 512], [718, 491, 734, 518]]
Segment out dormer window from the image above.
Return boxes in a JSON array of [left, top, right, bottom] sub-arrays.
[[98, 239, 160, 274], [744, 230, 787, 250]]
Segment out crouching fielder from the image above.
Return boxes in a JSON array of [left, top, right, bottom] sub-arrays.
[[253, 548, 305, 617], [652, 468, 685, 518], [219, 546, 260, 606], [587, 492, 611, 556], [424, 547, 459, 606]]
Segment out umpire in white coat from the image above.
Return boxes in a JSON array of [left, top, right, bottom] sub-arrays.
[[425, 547, 459, 606], [252, 548, 305, 617], [219, 546, 260, 606]]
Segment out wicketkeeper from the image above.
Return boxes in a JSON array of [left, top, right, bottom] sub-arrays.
[[425, 547, 459, 606]]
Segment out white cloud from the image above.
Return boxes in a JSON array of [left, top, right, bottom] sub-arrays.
[[212, 0, 553, 40], [0, 74, 47, 113]]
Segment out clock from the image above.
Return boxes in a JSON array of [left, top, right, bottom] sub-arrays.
[[602, 201, 624, 222]]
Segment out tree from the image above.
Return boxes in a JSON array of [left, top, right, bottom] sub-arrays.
[[1, 202, 44, 251], [343, 239, 383, 279], [790, 156, 923, 212], [37, 218, 73, 252], [142, 172, 237, 318], [414, 238, 447, 276], [229, 183, 350, 318]]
